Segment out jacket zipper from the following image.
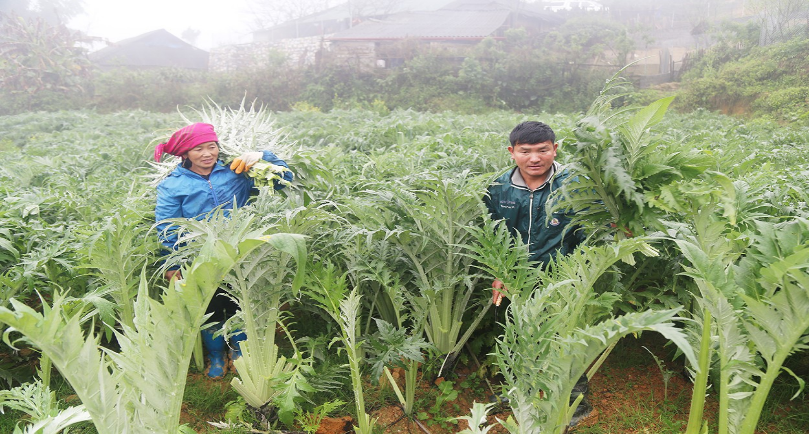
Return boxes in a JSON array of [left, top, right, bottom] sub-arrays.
[[527, 192, 534, 249], [510, 162, 561, 255], [207, 178, 220, 207]]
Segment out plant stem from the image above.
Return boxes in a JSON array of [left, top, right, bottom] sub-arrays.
[[717, 337, 731, 434], [348, 344, 372, 434], [685, 309, 712, 434], [405, 359, 418, 415], [587, 342, 617, 381], [193, 332, 204, 372], [737, 348, 793, 434], [413, 416, 433, 434]]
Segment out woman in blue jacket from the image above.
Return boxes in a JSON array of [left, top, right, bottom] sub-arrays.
[[154, 122, 293, 378]]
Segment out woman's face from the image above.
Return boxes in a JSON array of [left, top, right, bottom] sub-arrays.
[[184, 141, 219, 175]]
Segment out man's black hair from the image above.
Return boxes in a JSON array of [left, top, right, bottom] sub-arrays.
[[509, 121, 555, 146]]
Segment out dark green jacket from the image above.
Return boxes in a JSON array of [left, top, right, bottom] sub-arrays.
[[484, 162, 584, 266]]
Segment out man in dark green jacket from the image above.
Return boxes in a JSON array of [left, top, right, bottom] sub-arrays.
[[484, 121, 584, 267], [484, 120, 592, 426]]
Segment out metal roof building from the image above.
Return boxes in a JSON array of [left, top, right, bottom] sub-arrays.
[[253, 0, 459, 42], [296, 0, 458, 24], [328, 10, 512, 41], [90, 29, 209, 70]]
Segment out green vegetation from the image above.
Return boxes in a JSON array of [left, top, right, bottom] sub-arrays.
[[676, 36, 809, 123], [0, 92, 807, 433]]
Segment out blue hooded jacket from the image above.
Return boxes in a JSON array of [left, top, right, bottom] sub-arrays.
[[155, 150, 292, 253]]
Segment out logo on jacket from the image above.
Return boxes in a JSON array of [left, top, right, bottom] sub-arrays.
[[499, 200, 516, 209], [550, 218, 560, 226]]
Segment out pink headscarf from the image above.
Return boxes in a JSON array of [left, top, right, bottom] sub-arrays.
[[154, 123, 219, 162]]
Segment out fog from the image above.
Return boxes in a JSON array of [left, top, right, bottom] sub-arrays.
[[60, 0, 759, 53], [68, 0, 256, 50]]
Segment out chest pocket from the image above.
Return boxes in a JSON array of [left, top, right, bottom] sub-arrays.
[[544, 211, 572, 235], [537, 190, 574, 238]]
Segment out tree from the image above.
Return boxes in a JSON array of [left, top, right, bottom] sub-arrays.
[[247, 0, 337, 28], [0, 0, 84, 24], [345, 0, 398, 21], [545, 16, 635, 68], [750, 0, 809, 44], [181, 27, 201, 46], [0, 12, 92, 112]]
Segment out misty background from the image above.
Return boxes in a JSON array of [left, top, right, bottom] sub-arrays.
[[0, 0, 807, 121]]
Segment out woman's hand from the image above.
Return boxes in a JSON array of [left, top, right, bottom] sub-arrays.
[[230, 152, 263, 174]]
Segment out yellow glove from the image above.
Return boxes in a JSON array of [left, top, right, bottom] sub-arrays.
[[230, 152, 263, 174]]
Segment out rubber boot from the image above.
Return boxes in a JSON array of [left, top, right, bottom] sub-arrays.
[[568, 375, 593, 427], [200, 324, 228, 379], [228, 330, 247, 374]]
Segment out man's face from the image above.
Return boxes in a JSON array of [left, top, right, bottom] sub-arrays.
[[508, 140, 558, 184], [184, 141, 219, 174]]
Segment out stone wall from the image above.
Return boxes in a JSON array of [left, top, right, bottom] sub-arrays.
[[330, 41, 377, 71], [330, 39, 479, 72], [209, 35, 332, 73]]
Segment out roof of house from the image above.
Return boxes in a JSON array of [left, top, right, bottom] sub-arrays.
[[89, 29, 209, 69], [328, 9, 511, 40], [442, 0, 563, 23], [296, 0, 458, 24], [442, 0, 542, 12]]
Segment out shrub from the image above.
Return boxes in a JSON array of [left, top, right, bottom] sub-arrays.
[[91, 67, 209, 113], [0, 13, 92, 114], [752, 86, 809, 122], [677, 36, 809, 120]]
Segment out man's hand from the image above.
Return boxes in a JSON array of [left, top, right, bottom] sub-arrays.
[[610, 222, 633, 238], [165, 269, 182, 281], [492, 279, 507, 306], [230, 151, 263, 174]]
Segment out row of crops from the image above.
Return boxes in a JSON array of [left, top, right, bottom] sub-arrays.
[[0, 79, 808, 434]]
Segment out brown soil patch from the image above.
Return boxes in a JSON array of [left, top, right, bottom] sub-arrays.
[[316, 416, 353, 434]]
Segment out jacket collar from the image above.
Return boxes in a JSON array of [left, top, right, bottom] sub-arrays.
[[172, 160, 225, 178], [510, 161, 560, 190]]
